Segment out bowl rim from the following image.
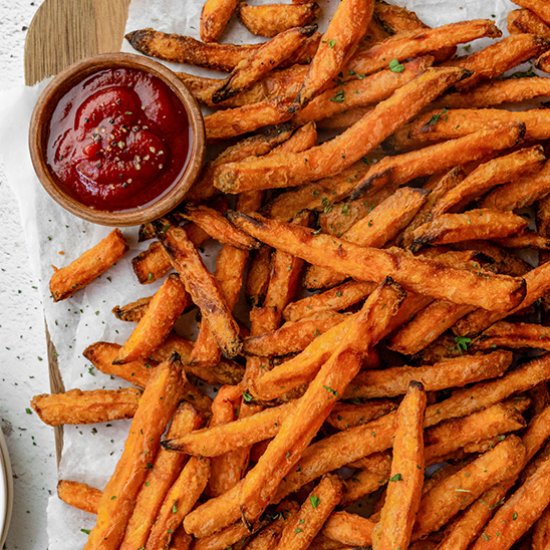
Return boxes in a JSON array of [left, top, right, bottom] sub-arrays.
[[28, 52, 205, 227]]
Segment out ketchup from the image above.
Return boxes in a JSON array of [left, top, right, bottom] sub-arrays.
[[47, 67, 190, 211]]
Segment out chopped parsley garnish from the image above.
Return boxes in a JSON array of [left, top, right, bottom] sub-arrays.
[[323, 385, 339, 397], [243, 390, 253, 403], [330, 90, 345, 103], [310, 495, 320, 508], [426, 108, 449, 127], [389, 58, 405, 73], [389, 473, 403, 482], [455, 336, 472, 353]]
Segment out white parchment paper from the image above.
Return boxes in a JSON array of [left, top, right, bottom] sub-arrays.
[[0, 0, 519, 547]]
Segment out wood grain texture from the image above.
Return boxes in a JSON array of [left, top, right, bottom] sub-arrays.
[[24, 0, 131, 461]]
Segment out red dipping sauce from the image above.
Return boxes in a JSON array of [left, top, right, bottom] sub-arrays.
[[46, 67, 190, 211]]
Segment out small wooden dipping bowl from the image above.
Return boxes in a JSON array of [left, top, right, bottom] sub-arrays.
[[29, 52, 205, 226]]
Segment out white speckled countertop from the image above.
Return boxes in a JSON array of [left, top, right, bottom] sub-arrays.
[[0, 1, 56, 548]]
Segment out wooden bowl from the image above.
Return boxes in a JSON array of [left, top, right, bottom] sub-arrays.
[[29, 52, 205, 226]]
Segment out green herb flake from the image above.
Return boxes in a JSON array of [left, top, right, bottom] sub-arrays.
[[243, 390, 253, 403], [172, 504, 178, 514], [427, 108, 449, 127], [147, 272, 153, 281], [389, 58, 405, 73], [327, 39, 337, 48], [295, 528, 303, 534], [323, 385, 339, 397], [25, 408, 32, 415], [330, 90, 345, 103], [310, 495, 321, 509], [455, 336, 472, 353], [389, 473, 403, 482], [513, 512, 518, 520]]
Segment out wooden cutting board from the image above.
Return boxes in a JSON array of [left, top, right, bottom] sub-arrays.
[[24, 0, 131, 460]]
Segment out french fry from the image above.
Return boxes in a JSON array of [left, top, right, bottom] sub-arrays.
[[283, 280, 376, 322], [157, 224, 242, 357], [295, 0, 374, 107], [536, 48, 550, 72], [131, 241, 172, 284], [373, 382, 426, 550], [144, 456, 210, 549], [345, 351, 512, 400], [493, 232, 550, 249], [228, 211, 526, 311], [532, 506, 550, 550], [508, 8, 550, 37], [410, 209, 529, 248], [326, 400, 397, 430], [318, 106, 372, 130], [58, 480, 101, 515], [472, 321, 550, 351], [49, 229, 127, 301], [31, 388, 141, 426], [168, 529, 192, 550], [454, 261, 550, 336], [126, 29, 320, 71], [212, 25, 317, 104], [294, 56, 433, 125], [512, 0, 550, 26], [413, 436, 526, 539], [322, 511, 375, 547], [278, 475, 343, 550], [84, 354, 184, 549], [112, 296, 153, 323], [246, 247, 272, 308], [436, 76, 550, 109], [472, 453, 550, 549], [348, 19, 500, 75], [240, 280, 405, 524], [191, 245, 249, 365], [394, 109, 550, 152], [114, 275, 188, 364], [374, 0, 427, 34], [177, 205, 258, 249], [246, 504, 299, 550], [481, 161, 550, 210], [200, 0, 237, 42], [305, 186, 428, 288], [162, 401, 295, 456], [445, 33, 550, 88], [430, 146, 545, 216], [329, 123, 525, 236], [343, 458, 391, 505], [120, 404, 202, 550], [238, 2, 320, 38], [243, 311, 347, 356], [214, 68, 468, 192], [192, 522, 251, 550]]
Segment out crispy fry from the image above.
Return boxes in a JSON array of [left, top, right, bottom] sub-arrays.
[[294, 56, 433, 125], [430, 146, 545, 216], [192, 522, 251, 550], [115, 275, 188, 364], [512, 0, 550, 26], [306, 186, 428, 288], [212, 25, 317, 104], [472, 452, 550, 549], [112, 296, 153, 323], [58, 480, 101, 515], [532, 506, 550, 550], [132, 241, 172, 284], [247, 247, 272, 308], [318, 106, 372, 130], [120, 404, 202, 550], [215, 68, 467, 192], [278, 475, 343, 550], [410, 209, 529, 248], [413, 436, 526, 539], [243, 311, 346, 356], [436, 76, 550, 109], [373, 382, 426, 550], [472, 321, 550, 351], [200, 0, 237, 42], [145, 456, 210, 550], [162, 401, 295, 456], [49, 229, 127, 301], [482, 161, 550, 210], [345, 351, 512, 400], [84, 355, 184, 549], [343, 460, 391, 505], [452, 241, 531, 276], [322, 511, 375, 547], [536, 48, 550, 72], [295, 0, 374, 106], [240, 280, 405, 523], [283, 280, 376, 322], [157, 225, 242, 357], [326, 400, 397, 430], [445, 33, 550, 88], [178, 205, 258, 249], [168, 529, 192, 550], [238, 2, 320, 38], [348, 19, 500, 75], [508, 8, 550, 37], [31, 388, 141, 426], [330, 123, 525, 236], [228, 211, 526, 311], [493, 232, 550, 249], [374, 0, 426, 34], [454, 261, 550, 336]]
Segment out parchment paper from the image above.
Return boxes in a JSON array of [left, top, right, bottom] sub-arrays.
[[0, 0, 519, 547]]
